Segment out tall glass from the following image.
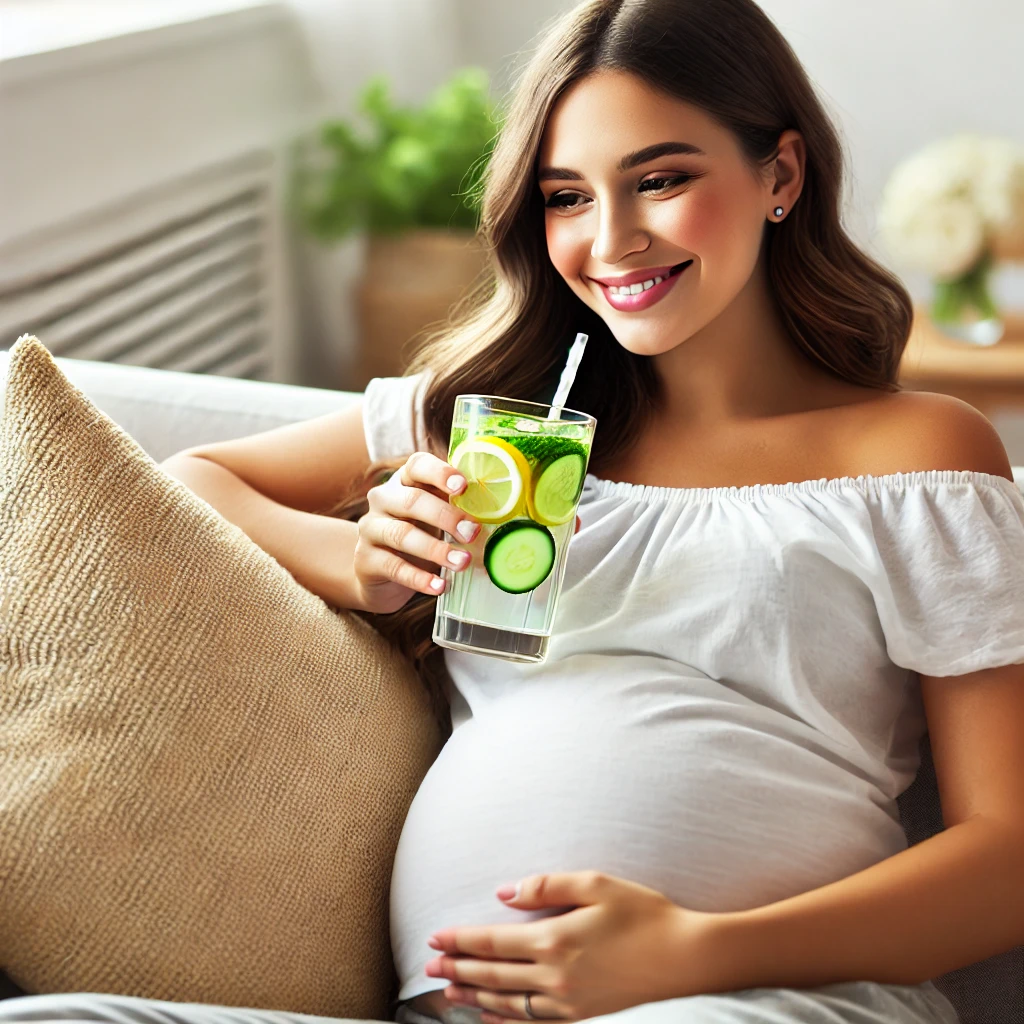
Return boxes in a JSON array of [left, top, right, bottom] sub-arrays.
[[432, 395, 597, 663]]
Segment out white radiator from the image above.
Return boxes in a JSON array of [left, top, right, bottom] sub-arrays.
[[0, 152, 285, 381]]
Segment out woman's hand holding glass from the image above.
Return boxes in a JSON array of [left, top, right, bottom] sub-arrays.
[[353, 451, 484, 614], [353, 450, 582, 615]]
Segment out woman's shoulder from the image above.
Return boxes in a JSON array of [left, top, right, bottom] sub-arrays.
[[843, 388, 1015, 485]]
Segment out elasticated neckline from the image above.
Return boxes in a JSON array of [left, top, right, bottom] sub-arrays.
[[584, 468, 1022, 505]]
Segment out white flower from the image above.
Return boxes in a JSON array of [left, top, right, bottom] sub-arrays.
[[974, 138, 1024, 228], [978, 138, 1024, 259], [877, 133, 1024, 278], [878, 193, 984, 280]]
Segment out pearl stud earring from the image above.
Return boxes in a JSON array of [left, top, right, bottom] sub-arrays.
[[774, 206, 784, 218]]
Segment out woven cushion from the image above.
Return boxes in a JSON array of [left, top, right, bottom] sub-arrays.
[[0, 335, 443, 1018]]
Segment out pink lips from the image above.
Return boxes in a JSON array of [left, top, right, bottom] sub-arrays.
[[594, 261, 693, 312]]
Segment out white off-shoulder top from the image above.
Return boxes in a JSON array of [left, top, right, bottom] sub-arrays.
[[362, 373, 1024, 1007]]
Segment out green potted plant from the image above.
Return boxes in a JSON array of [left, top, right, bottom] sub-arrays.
[[295, 68, 499, 387]]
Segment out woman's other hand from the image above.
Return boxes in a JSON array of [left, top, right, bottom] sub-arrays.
[[424, 871, 724, 1022]]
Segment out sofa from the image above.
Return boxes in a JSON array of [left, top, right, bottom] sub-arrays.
[[0, 350, 1021, 1023]]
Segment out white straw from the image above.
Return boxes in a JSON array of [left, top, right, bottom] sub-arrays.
[[548, 333, 588, 418]]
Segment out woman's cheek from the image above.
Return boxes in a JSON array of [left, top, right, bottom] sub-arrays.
[[655, 193, 719, 254], [545, 217, 583, 281], [675, 188, 758, 264]]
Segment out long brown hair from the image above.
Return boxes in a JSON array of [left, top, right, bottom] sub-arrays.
[[322, 0, 913, 736]]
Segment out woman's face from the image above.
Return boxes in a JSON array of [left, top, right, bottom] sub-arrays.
[[537, 70, 795, 357]]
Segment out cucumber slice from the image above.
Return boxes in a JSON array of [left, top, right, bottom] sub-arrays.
[[529, 452, 586, 526], [483, 519, 556, 594]]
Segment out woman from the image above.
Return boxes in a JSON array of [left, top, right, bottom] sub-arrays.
[[3, 1, 1021, 1023]]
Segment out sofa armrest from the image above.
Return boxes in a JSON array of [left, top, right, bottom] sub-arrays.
[[0, 349, 361, 463]]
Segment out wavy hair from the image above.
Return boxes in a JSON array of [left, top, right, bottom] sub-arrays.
[[321, 0, 913, 738]]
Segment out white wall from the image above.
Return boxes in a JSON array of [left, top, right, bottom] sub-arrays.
[[457, 0, 576, 96], [286, 0, 463, 115], [4, 1, 1021, 390]]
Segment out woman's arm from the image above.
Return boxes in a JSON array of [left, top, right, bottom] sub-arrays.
[[158, 400, 379, 612], [161, 454, 366, 611], [708, 691, 1024, 987]]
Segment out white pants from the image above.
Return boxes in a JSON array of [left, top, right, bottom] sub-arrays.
[[0, 981, 959, 1024]]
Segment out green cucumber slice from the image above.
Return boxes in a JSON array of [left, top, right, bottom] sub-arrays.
[[483, 519, 556, 594], [530, 453, 586, 526]]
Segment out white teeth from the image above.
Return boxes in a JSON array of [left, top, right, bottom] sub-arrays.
[[610, 275, 663, 295]]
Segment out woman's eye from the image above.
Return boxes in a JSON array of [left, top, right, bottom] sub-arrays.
[[638, 175, 693, 192], [544, 192, 587, 209], [544, 175, 694, 210]]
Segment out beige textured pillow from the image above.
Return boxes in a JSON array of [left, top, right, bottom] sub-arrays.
[[0, 335, 443, 1019]]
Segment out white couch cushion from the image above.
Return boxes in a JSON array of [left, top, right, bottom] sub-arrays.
[[0, 346, 359, 463]]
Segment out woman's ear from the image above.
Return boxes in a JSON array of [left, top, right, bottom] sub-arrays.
[[769, 129, 806, 215]]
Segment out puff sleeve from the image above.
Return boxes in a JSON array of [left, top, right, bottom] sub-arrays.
[[862, 470, 1024, 677], [361, 371, 433, 463]]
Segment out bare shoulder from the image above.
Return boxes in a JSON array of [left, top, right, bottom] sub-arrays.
[[845, 389, 1015, 482]]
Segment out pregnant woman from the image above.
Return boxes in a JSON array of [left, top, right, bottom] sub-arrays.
[[3, 1, 1022, 1023]]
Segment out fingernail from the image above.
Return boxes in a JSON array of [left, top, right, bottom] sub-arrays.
[[429, 577, 445, 592], [448, 475, 466, 492], [496, 883, 518, 901], [456, 521, 478, 541], [427, 936, 442, 950], [447, 550, 470, 569]]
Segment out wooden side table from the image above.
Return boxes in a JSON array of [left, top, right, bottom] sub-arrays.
[[899, 307, 1024, 417]]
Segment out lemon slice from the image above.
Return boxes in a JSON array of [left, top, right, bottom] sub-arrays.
[[449, 436, 530, 524]]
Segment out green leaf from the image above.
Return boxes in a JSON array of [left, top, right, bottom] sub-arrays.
[[932, 250, 1000, 323], [291, 67, 501, 240]]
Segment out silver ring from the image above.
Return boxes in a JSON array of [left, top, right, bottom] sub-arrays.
[[523, 992, 538, 1020]]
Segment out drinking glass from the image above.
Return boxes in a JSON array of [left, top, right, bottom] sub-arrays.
[[431, 395, 597, 663]]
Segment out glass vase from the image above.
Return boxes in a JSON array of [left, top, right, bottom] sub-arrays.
[[930, 250, 1005, 346]]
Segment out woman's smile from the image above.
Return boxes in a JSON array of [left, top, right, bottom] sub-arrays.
[[590, 259, 694, 312]]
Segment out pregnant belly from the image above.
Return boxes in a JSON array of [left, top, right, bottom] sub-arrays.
[[389, 685, 904, 1001]]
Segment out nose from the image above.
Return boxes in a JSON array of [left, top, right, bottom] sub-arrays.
[[590, 201, 649, 266]]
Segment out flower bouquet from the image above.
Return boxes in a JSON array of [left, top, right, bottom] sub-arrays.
[[877, 134, 1024, 345]]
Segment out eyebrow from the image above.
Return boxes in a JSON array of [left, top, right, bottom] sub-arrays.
[[537, 141, 706, 182]]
